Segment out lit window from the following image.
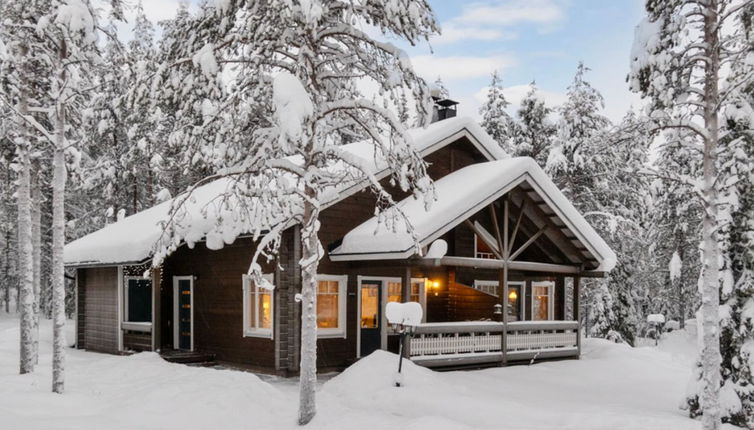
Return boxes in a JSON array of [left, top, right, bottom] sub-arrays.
[[475, 234, 496, 259], [387, 281, 402, 304], [317, 275, 347, 338], [243, 274, 273, 338], [532, 282, 553, 321], [507, 284, 522, 321], [410, 281, 422, 303], [124, 277, 152, 324]]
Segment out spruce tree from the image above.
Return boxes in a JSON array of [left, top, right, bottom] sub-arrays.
[[479, 70, 514, 153], [510, 82, 554, 166]]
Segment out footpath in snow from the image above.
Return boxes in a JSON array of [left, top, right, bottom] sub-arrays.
[[0, 314, 737, 430]]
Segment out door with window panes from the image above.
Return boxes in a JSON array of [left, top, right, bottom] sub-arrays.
[[360, 280, 382, 356]]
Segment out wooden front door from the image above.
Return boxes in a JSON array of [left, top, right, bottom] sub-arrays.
[[360, 279, 382, 357], [173, 277, 193, 351]]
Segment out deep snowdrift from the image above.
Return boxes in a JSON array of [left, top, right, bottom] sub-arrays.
[[0, 314, 737, 430]]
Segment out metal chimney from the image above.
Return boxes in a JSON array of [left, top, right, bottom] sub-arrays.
[[430, 87, 459, 123]]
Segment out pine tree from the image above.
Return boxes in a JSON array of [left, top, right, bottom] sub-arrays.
[[479, 70, 514, 153], [148, 0, 440, 424], [510, 82, 555, 166], [630, 1, 754, 427]]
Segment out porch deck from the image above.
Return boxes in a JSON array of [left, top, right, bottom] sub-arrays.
[[408, 320, 579, 368]]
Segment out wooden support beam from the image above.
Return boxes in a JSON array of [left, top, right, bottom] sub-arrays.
[[509, 224, 549, 261], [401, 266, 412, 359], [508, 199, 527, 255], [494, 195, 568, 265], [464, 219, 504, 260], [489, 204, 505, 263], [424, 256, 583, 274], [513, 192, 587, 264], [401, 266, 411, 302]]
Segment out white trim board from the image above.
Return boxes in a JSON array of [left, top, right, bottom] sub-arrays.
[[530, 281, 555, 321], [116, 266, 124, 352]]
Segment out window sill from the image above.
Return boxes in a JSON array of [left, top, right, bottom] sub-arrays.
[[244, 330, 273, 339], [317, 330, 346, 339], [122, 322, 152, 333]]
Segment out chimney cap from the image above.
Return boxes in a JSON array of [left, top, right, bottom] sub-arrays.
[[432, 97, 459, 107]]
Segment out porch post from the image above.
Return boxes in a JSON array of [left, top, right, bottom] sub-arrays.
[[573, 276, 581, 357], [501, 198, 509, 366], [401, 266, 411, 302], [401, 266, 411, 358]]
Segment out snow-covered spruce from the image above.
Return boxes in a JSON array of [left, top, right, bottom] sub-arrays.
[[509, 82, 555, 166], [479, 70, 515, 154]]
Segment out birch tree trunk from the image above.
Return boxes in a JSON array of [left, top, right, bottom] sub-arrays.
[[298, 185, 318, 425], [51, 37, 67, 392], [17, 75, 35, 374], [31, 163, 41, 365], [51, 112, 66, 394], [700, 3, 721, 428]]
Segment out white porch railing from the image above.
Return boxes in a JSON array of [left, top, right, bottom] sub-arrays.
[[408, 320, 579, 367]]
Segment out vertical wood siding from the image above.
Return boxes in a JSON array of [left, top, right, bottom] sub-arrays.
[[80, 267, 119, 354]]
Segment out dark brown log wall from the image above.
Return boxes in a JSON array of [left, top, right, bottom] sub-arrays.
[[161, 238, 276, 370]]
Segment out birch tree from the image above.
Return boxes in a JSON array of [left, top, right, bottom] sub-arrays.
[[0, 0, 43, 375], [149, 0, 439, 424], [630, 1, 754, 428], [1, 0, 123, 391]]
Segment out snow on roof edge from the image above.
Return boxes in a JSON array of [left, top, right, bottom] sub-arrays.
[[64, 117, 506, 267]]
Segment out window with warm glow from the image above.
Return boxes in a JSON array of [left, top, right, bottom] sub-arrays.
[[317, 275, 347, 337], [243, 274, 273, 338], [361, 282, 379, 328], [532, 282, 553, 321], [507, 284, 522, 321], [387, 281, 402, 304], [410, 280, 422, 303]]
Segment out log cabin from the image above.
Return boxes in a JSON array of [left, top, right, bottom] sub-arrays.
[[64, 101, 616, 374]]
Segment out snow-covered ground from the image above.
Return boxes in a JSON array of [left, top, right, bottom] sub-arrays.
[[0, 314, 736, 430]]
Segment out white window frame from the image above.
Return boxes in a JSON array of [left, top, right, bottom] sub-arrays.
[[409, 278, 427, 323], [530, 281, 555, 321], [316, 274, 348, 339], [242, 273, 274, 339], [123, 276, 154, 328]]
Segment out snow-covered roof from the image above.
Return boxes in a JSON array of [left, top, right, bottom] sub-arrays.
[[329, 157, 617, 273], [64, 117, 505, 267]]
